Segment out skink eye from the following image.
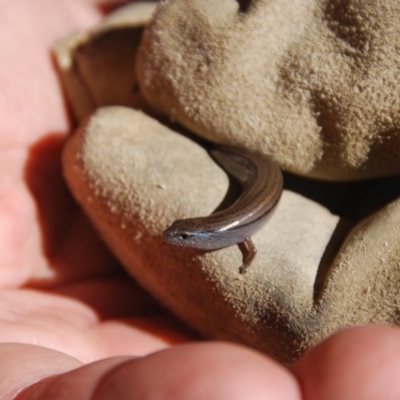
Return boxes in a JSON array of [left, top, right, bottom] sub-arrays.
[[180, 233, 189, 240]]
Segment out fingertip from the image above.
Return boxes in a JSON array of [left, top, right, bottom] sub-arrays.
[[292, 325, 400, 399], [18, 342, 301, 400], [92, 342, 301, 400], [0, 343, 82, 399]]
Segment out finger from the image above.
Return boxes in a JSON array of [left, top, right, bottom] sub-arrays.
[[20, 342, 301, 400], [292, 325, 400, 400], [0, 285, 192, 363], [0, 343, 82, 399]]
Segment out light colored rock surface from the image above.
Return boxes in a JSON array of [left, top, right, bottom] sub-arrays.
[[53, 2, 157, 121], [63, 107, 339, 361], [57, 2, 400, 362], [63, 107, 400, 362], [137, 0, 400, 180]]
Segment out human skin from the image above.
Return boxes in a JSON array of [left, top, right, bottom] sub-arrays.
[[1, 0, 400, 398]]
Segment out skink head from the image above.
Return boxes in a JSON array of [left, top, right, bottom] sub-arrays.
[[163, 219, 219, 250]]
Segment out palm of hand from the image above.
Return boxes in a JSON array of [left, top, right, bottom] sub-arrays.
[[0, 0, 192, 394], [1, 1, 400, 399]]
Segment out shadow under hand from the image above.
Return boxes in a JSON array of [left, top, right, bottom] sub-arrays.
[[24, 133, 119, 288]]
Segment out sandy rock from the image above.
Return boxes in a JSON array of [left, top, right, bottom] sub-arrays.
[[62, 107, 400, 362], [62, 107, 336, 361], [53, 1, 157, 121], [137, 0, 400, 180], [57, 2, 400, 362]]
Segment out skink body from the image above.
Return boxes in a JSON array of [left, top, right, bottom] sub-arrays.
[[163, 145, 283, 273]]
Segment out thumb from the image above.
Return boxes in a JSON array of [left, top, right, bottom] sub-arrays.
[[15, 342, 300, 400]]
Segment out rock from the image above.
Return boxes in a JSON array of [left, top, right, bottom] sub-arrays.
[[137, 0, 400, 180], [62, 106, 338, 361], [53, 1, 157, 121], [57, 2, 400, 362]]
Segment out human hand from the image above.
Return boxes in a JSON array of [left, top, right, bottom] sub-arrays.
[[2, 0, 400, 398], [1, 0, 194, 396]]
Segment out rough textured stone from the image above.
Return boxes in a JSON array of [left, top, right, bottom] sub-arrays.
[[53, 1, 157, 121], [62, 107, 337, 361], [57, 2, 400, 362], [137, 0, 400, 180]]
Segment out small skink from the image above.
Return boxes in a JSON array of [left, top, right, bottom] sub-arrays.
[[163, 145, 283, 273]]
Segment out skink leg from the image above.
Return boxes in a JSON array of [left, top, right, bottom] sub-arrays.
[[238, 237, 257, 274]]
